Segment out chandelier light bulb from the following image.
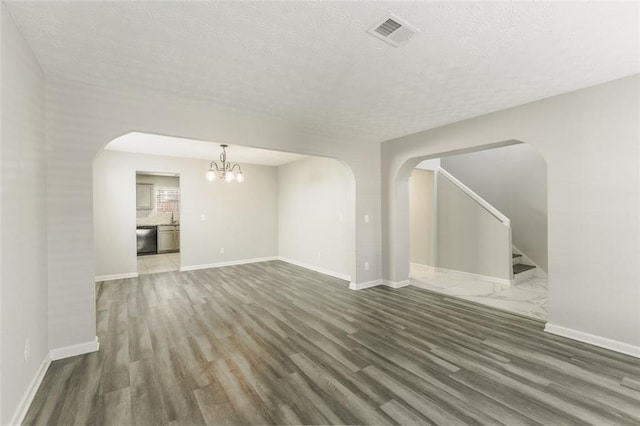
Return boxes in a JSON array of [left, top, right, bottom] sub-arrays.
[[225, 171, 235, 182], [236, 171, 244, 183], [206, 169, 215, 181]]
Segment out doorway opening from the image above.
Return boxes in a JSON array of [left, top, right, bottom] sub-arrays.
[[405, 143, 548, 320], [136, 172, 181, 274], [93, 131, 357, 284]]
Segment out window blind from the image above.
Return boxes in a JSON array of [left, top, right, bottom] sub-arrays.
[[155, 187, 180, 212]]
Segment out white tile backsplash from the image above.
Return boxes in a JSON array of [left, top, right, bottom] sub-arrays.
[[136, 211, 180, 226]]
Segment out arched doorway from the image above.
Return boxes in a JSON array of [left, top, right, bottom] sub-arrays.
[[93, 131, 358, 285], [396, 141, 549, 319]]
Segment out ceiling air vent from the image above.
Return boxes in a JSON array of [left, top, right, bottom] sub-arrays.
[[367, 15, 419, 47]]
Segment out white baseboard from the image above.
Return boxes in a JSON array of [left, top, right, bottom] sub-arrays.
[[383, 279, 410, 289], [349, 279, 383, 290], [410, 263, 512, 286], [9, 353, 51, 426], [436, 267, 513, 286], [180, 256, 278, 272], [49, 336, 100, 361], [349, 279, 410, 290], [410, 263, 437, 273], [545, 323, 640, 359], [278, 257, 351, 282], [95, 272, 138, 282]]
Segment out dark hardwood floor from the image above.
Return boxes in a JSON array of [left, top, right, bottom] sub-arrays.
[[24, 261, 640, 425]]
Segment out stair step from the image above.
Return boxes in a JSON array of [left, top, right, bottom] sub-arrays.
[[512, 253, 522, 265], [513, 263, 536, 274], [512, 253, 522, 259]]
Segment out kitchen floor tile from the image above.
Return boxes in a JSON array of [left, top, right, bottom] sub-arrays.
[[137, 253, 179, 275], [144, 264, 178, 274], [142, 255, 171, 267]]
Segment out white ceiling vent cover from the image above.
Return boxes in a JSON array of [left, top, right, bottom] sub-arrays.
[[367, 15, 419, 47]]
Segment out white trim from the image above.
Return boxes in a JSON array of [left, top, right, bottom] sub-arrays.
[[436, 266, 513, 286], [349, 279, 410, 290], [278, 257, 351, 281], [410, 262, 437, 273], [9, 354, 51, 426], [383, 279, 410, 289], [49, 336, 100, 361], [349, 279, 383, 290], [437, 167, 510, 226], [95, 272, 138, 282], [179, 256, 278, 272], [545, 323, 640, 359]]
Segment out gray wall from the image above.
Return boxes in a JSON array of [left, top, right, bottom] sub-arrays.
[[278, 157, 355, 280], [1, 8, 48, 424], [382, 75, 640, 351], [409, 169, 435, 266], [437, 176, 512, 280], [441, 143, 547, 271], [93, 150, 279, 277]]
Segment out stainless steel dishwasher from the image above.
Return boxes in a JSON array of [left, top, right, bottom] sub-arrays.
[[136, 225, 157, 255]]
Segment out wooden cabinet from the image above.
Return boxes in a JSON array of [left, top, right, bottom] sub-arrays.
[[157, 225, 179, 253], [136, 184, 153, 210]]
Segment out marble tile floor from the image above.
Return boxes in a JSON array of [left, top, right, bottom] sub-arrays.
[[410, 264, 548, 320], [137, 252, 180, 275]]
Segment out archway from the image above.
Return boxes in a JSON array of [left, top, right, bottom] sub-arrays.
[[401, 142, 549, 319], [93, 131, 358, 285], [44, 77, 383, 357], [384, 140, 521, 286]]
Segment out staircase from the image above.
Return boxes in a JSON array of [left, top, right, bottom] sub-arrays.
[[512, 253, 536, 283]]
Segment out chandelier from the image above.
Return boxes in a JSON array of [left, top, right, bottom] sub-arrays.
[[206, 144, 244, 183]]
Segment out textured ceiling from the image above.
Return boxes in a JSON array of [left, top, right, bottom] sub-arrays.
[[6, 1, 640, 142], [106, 132, 308, 166]]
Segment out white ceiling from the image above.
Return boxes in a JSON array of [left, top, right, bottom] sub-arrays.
[[106, 132, 308, 166], [6, 1, 639, 142]]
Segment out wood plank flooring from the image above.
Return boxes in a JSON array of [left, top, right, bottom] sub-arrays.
[[24, 260, 640, 425]]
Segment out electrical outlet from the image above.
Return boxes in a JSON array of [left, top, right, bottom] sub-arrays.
[[364, 262, 369, 271], [220, 247, 225, 254], [24, 339, 30, 362], [364, 214, 369, 223]]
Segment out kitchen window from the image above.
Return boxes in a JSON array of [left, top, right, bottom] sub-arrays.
[[155, 187, 180, 213]]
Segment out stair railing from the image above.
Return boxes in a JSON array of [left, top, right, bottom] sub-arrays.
[[436, 168, 511, 227]]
